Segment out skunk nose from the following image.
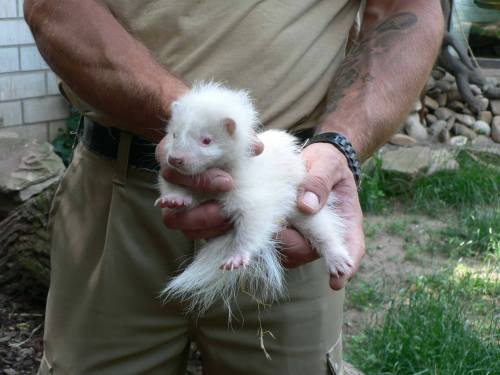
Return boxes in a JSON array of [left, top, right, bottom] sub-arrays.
[[168, 156, 184, 167]]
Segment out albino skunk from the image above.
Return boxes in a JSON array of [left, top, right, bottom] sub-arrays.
[[156, 82, 352, 313]]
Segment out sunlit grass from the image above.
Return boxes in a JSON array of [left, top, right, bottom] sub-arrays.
[[347, 267, 499, 375]]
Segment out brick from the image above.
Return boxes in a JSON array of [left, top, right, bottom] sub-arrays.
[[0, 72, 45, 100], [20, 45, 48, 70], [0, 0, 17, 18], [0, 19, 33, 46], [0, 100, 22, 126], [0, 122, 48, 141], [48, 120, 66, 141], [0, 46, 19, 72], [17, 0, 22, 17], [23, 95, 69, 123], [46, 72, 60, 95]]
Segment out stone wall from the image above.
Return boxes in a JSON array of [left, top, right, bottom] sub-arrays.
[[0, 0, 69, 141]]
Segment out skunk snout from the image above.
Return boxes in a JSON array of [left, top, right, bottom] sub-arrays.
[[168, 156, 184, 167]]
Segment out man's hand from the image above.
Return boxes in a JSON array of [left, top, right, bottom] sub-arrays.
[[156, 135, 264, 240], [279, 143, 365, 290]]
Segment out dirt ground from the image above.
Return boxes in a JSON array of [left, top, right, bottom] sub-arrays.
[[344, 213, 449, 338], [1, 212, 449, 374]]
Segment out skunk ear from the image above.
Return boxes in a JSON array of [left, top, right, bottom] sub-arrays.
[[223, 118, 236, 136]]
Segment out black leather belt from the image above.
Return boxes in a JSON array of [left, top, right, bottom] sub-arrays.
[[80, 120, 314, 173], [81, 120, 160, 172]]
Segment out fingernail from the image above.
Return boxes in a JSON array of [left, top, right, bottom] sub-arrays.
[[211, 176, 232, 191], [302, 191, 320, 211]]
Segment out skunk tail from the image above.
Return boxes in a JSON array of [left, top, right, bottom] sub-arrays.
[[161, 234, 284, 314]]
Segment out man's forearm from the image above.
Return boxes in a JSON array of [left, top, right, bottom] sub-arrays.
[[318, 0, 444, 161], [24, 0, 187, 141]]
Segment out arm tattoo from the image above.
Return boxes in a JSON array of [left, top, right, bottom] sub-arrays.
[[323, 12, 417, 116]]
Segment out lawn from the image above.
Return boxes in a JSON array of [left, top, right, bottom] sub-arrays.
[[345, 149, 499, 374]]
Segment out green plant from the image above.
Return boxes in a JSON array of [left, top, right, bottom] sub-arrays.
[[359, 157, 389, 213], [385, 218, 406, 235], [51, 108, 81, 165], [347, 280, 386, 310], [347, 269, 499, 375]]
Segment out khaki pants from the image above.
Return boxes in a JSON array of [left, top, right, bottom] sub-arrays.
[[38, 137, 344, 375]]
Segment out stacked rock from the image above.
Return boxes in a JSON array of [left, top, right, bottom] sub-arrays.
[[395, 67, 500, 146]]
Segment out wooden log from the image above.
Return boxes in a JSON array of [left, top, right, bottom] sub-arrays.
[[0, 184, 56, 289]]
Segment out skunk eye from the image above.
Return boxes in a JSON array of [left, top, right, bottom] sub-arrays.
[[172, 132, 177, 139], [201, 137, 212, 145]]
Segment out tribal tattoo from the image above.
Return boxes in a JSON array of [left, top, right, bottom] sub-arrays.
[[322, 12, 418, 117]]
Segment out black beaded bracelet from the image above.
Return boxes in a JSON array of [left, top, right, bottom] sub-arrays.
[[303, 132, 362, 190]]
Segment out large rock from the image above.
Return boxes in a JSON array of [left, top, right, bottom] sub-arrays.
[[424, 96, 439, 111], [449, 136, 468, 147], [0, 138, 65, 216], [405, 114, 428, 141], [427, 148, 459, 175], [389, 134, 417, 146], [471, 135, 493, 146], [429, 120, 448, 142], [472, 120, 491, 136], [380, 146, 431, 177], [454, 124, 477, 140], [478, 97, 489, 112], [448, 100, 465, 112], [479, 111, 492, 125], [437, 93, 447, 107], [380, 145, 459, 177], [434, 107, 454, 120], [455, 114, 475, 127], [491, 116, 500, 143], [491, 100, 500, 116], [426, 114, 437, 124]]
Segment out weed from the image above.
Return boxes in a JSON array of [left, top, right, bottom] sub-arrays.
[[347, 268, 499, 375], [403, 243, 422, 262], [364, 221, 383, 239], [385, 218, 407, 236], [360, 157, 389, 212], [347, 280, 386, 310]]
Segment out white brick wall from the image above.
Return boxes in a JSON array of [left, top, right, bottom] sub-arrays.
[[0, 0, 70, 141], [0, 0, 17, 18], [0, 47, 19, 72]]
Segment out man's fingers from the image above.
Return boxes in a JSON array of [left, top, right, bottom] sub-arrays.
[[297, 143, 349, 214], [297, 173, 331, 214], [277, 228, 319, 268], [183, 222, 232, 240], [162, 168, 234, 193], [329, 274, 350, 290], [162, 202, 227, 230]]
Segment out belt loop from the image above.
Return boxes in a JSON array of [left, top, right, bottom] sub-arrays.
[[113, 131, 133, 186]]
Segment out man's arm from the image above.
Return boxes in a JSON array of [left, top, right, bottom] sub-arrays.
[[290, 0, 444, 288], [318, 0, 444, 160], [24, 0, 187, 141]]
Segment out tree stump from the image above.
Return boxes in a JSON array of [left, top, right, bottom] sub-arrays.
[[0, 184, 56, 289]]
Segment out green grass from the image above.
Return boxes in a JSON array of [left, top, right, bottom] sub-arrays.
[[360, 151, 500, 214], [427, 207, 500, 259], [347, 267, 499, 375], [347, 280, 386, 310]]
